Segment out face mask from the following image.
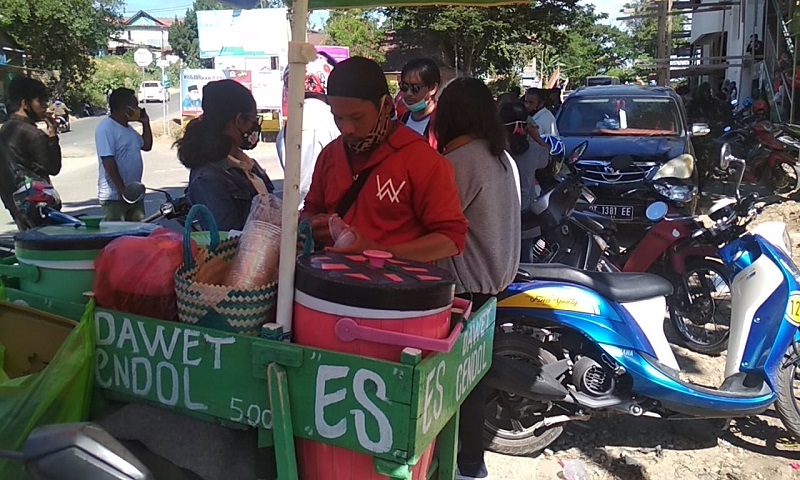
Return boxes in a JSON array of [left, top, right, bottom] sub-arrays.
[[403, 97, 428, 114], [349, 96, 393, 155], [504, 121, 526, 136], [240, 119, 261, 150]]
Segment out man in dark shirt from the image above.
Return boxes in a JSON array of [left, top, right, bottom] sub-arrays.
[[0, 76, 62, 229]]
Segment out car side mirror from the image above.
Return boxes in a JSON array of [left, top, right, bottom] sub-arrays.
[[690, 123, 711, 137], [21, 423, 153, 480]]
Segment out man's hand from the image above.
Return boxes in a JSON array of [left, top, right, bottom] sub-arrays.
[[43, 112, 57, 137], [308, 213, 334, 245], [139, 108, 150, 123], [326, 225, 380, 254]]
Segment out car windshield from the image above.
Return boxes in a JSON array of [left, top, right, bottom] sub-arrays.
[[557, 96, 684, 137]]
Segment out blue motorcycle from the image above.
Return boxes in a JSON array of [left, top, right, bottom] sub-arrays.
[[484, 156, 800, 455]]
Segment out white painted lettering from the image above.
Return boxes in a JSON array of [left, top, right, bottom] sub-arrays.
[[182, 329, 201, 366], [116, 318, 140, 353], [131, 357, 152, 396], [95, 312, 116, 346], [156, 361, 179, 406], [140, 323, 180, 359], [204, 334, 236, 369], [113, 355, 130, 390], [351, 369, 393, 453], [434, 361, 445, 424], [183, 368, 208, 411], [95, 349, 112, 388], [422, 366, 437, 434], [315, 365, 349, 439]]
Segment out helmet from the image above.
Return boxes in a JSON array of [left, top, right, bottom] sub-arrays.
[[742, 98, 753, 109], [541, 135, 565, 157], [752, 99, 768, 116]]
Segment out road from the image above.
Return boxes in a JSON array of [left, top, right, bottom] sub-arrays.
[[61, 92, 181, 157]]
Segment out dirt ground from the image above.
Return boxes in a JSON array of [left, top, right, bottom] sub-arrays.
[[485, 184, 800, 480]]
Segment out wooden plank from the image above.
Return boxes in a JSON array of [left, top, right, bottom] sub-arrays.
[[407, 299, 496, 461], [268, 363, 299, 480]]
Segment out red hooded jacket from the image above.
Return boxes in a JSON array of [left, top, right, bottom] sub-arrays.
[[303, 124, 467, 253]]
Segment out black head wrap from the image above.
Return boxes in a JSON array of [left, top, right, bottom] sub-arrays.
[[327, 56, 390, 102]]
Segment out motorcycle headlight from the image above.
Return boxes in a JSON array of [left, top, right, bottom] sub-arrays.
[[652, 154, 694, 180], [652, 180, 694, 203]]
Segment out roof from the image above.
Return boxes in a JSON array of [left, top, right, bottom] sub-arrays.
[[124, 10, 173, 28], [570, 85, 678, 98]]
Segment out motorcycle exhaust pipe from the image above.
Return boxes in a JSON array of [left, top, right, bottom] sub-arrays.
[[482, 355, 569, 400]]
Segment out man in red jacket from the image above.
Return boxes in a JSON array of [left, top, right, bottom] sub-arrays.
[[302, 56, 467, 263]]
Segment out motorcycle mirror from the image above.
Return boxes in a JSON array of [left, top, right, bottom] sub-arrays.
[[122, 182, 146, 204], [718, 142, 732, 170], [567, 141, 589, 165], [20, 423, 153, 480], [645, 201, 668, 222]]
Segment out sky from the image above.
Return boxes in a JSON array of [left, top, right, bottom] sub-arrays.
[[124, 0, 628, 26]]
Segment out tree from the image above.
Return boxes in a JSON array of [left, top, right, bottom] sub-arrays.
[[622, 0, 687, 61], [558, 6, 638, 85], [168, 0, 227, 68], [324, 10, 385, 63], [0, 0, 122, 88], [384, 0, 582, 77]]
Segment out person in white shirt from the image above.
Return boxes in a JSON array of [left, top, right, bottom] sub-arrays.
[[276, 52, 340, 209], [524, 87, 559, 136]]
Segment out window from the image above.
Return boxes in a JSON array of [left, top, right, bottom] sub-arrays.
[[557, 96, 683, 136]]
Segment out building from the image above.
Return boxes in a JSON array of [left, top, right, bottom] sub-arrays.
[[108, 10, 173, 55]]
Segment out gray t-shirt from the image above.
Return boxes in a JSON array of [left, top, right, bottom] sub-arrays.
[[95, 117, 144, 201], [437, 139, 521, 295]]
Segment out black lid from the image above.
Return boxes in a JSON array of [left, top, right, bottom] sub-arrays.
[[295, 252, 455, 311], [15, 222, 160, 251]]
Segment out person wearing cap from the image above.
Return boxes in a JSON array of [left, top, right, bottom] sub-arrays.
[[302, 56, 467, 263], [276, 51, 340, 209], [175, 79, 274, 231]]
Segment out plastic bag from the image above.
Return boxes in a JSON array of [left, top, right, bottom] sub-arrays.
[[246, 194, 283, 227], [94, 229, 195, 321], [0, 302, 94, 478]]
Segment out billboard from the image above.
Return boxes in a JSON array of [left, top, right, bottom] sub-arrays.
[[196, 9, 289, 62], [180, 69, 252, 117], [316, 46, 350, 65]]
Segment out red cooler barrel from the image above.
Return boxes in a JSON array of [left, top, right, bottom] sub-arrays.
[[293, 250, 455, 480]]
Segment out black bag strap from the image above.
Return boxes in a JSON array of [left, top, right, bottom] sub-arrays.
[[335, 164, 379, 218]]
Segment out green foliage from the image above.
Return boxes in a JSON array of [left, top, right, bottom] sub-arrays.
[[168, 0, 226, 68], [0, 0, 123, 90], [324, 10, 385, 63], [558, 6, 637, 85], [64, 56, 140, 111], [622, 0, 688, 60], [385, 1, 581, 77]]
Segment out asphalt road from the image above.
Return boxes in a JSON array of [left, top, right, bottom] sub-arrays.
[[60, 92, 181, 156]]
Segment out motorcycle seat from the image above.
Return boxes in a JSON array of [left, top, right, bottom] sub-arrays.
[[517, 263, 673, 303]]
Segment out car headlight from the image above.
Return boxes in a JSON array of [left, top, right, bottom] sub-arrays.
[[652, 154, 694, 180], [652, 179, 694, 203]]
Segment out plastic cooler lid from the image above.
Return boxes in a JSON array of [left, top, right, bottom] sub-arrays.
[[295, 251, 455, 311], [15, 222, 160, 251]]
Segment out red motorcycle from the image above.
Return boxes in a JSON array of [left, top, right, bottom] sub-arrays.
[[719, 120, 800, 195], [597, 153, 748, 355]]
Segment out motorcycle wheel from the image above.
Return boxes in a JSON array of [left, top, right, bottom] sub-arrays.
[[483, 333, 564, 456], [774, 347, 800, 439], [768, 163, 800, 195], [668, 259, 732, 355]]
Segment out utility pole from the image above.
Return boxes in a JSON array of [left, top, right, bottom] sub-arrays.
[[656, 0, 674, 86]]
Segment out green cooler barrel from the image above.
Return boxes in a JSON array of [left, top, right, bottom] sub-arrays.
[[9, 221, 159, 303]]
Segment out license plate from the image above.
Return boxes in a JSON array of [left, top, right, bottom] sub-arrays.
[[587, 204, 634, 220]]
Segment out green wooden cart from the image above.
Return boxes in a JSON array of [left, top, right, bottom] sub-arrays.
[[1, 286, 495, 480]]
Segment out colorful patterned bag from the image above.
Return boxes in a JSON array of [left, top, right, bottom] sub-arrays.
[[175, 205, 313, 336]]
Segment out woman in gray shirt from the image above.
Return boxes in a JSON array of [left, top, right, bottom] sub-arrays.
[[434, 77, 521, 480]]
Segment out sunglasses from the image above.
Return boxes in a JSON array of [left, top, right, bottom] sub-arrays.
[[243, 114, 263, 127], [399, 82, 426, 94]]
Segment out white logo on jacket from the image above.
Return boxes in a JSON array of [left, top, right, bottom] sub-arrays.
[[376, 175, 406, 203]]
